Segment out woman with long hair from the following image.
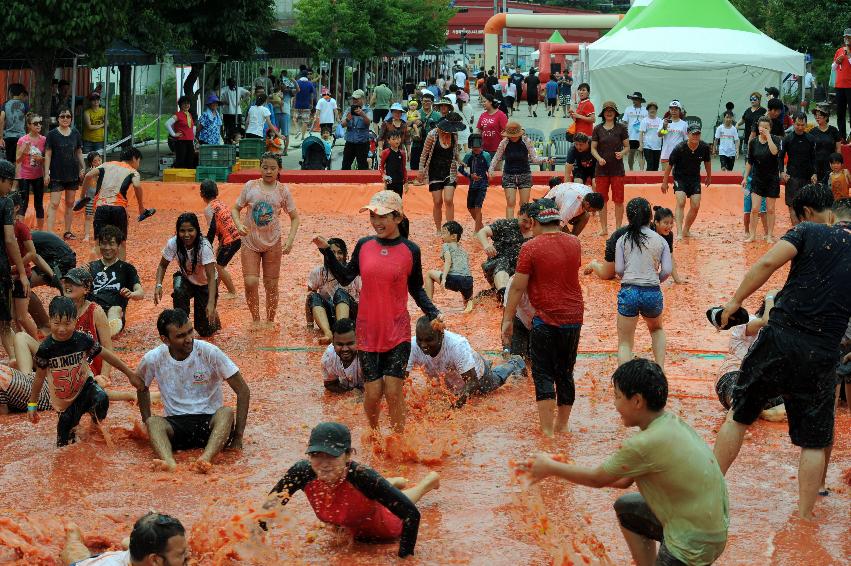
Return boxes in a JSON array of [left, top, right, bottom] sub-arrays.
[[489, 121, 551, 219], [15, 112, 46, 228], [742, 116, 782, 242], [615, 198, 672, 368], [153, 212, 219, 336], [165, 96, 196, 168], [417, 112, 465, 232], [231, 152, 300, 326]]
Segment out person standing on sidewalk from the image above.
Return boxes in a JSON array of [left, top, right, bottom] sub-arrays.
[[622, 92, 648, 171]]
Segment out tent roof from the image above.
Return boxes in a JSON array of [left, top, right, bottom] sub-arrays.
[[605, 0, 652, 36], [546, 30, 567, 44], [105, 40, 156, 66], [588, 0, 804, 75]]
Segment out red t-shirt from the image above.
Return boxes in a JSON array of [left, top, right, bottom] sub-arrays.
[[75, 302, 103, 375], [834, 47, 851, 89], [305, 477, 403, 539], [323, 237, 439, 352], [515, 232, 583, 325], [13, 221, 31, 277], [477, 110, 508, 153], [574, 99, 595, 138]]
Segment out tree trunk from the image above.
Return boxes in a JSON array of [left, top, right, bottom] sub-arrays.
[[182, 63, 205, 120], [29, 58, 56, 124], [118, 65, 133, 148]]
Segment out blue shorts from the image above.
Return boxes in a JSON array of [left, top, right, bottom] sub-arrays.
[[617, 284, 663, 318]]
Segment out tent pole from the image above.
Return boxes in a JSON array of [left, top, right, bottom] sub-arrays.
[[130, 65, 136, 146], [103, 66, 111, 158], [156, 61, 163, 172]]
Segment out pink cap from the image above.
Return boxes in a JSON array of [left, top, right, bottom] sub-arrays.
[[359, 190, 403, 216]]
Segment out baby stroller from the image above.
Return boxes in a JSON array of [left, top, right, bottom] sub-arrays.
[[300, 133, 331, 170]]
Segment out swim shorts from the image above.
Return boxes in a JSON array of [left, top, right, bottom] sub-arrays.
[[529, 318, 581, 405], [444, 274, 474, 301], [733, 325, 836, 448], [165, 413, 233, 451], [673, 179, 701, 198]]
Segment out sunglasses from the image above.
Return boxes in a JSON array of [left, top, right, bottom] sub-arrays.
[[750, 97, 759, 101], [59, 114, 72, 119], [31, 121, 43, 125]]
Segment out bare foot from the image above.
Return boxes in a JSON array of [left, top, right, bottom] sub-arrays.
[[318, 333, 332, 345], [191, 459, 213, 474], [152, 459, 177, 472], [463, 300, 474, 314], [418, 471, 441, 492], [386, 476, 409, 489]]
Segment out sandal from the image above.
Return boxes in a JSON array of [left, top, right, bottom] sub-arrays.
[[63, 232, 76, 240]]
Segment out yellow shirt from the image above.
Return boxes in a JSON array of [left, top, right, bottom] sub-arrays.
[[83, 107, 106, 143]]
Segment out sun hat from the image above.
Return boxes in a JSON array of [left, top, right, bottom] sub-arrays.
[[528, 198, 561, 224], [627, 91, 645, 102], [417, 81, 427, 88], [597, 100, 620, 117], [706, 306, 750, 330], [360, 190, 403, 216], [434, 97, 454, 108], [437, 112, 466, 133], [351, 89, 365, 99], [389, 102, 404, 112], [306, 422, 351, 457], [61, 266, 93, 287], [687, 123, 702, 134], [811, 103, 831, 117], [205, 93, 220, 106], [502, 120, 524, 137], [844, 28, 851, 36]]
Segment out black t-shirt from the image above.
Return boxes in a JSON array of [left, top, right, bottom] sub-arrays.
[[269, 460, 421, 557], [524, 76, 540, 99], [780, 132, 816, 179], [668, 141, 711, 183], [402, 81, 415, 100], [809, 125, 842, 164], [742, 107, 766, 138], [45, 128, 83, 182], [567, 146, 595, 178], [769, 221, 851, 351], [486, 75, 498, 95], [384, 148, 404, 185], [0, 196, 13, 281], [747, 136, 783, 184], [32, 230, 76, 267], [88, 259, 140, 310], [510, 72, 524, 87], [35, 331, 101, 407]]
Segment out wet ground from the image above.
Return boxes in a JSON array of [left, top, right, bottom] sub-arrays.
[[0, 182, 848, 565]]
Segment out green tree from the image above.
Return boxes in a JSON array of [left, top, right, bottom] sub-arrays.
[[0, 1, 129, 120]]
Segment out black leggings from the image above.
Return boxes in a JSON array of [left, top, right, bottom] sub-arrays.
[[530, 321, 581, 405], [172, 273, 219, 336], [510, 317, 530, 358], [18, 177, 45, 219], [643, 148, 661, 172]]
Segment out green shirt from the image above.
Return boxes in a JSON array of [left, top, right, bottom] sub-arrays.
[[416, 110, 441, 143], [373, 84, 393, 110], [602, 412, 729, 565]]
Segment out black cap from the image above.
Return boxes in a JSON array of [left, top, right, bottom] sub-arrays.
[[528, 198, 561, 224], [306, 422, 351, 456], [61, 266, 93, 287]]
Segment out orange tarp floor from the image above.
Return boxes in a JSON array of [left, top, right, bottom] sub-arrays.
[[0, 182, 847, 565]]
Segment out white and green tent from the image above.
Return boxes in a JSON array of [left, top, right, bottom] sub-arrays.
[[586, 0, 805, 135]]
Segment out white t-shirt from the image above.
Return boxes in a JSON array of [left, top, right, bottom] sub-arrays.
[[162, 236, 216, 286], [315, 97, 338, 124], [714, 124, 739, 157], [505, 82, 517, 98], [505, 275, 534, 330], [622, 105, 648, 141], [446, 92, 459, 113], [220, 86, 249, 116], [454, 71, 467, 88], [137, 340, 239, 417], [545, 182, 593, 224], [246, 104, 272, 137], [407, 331, 484, 395], [639, 116, 663, 150], [804, 72, 814, 88], [72, 550, 130, 565], [321, 344, 363, 390], [660, 119, 688, 161], [718, 316, 759, 376]]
